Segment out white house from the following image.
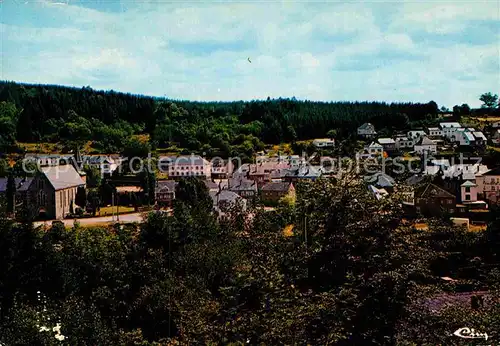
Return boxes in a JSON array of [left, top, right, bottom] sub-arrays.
[[473, 131, 487, 146], [312, 138, 335, 148], [439, 122, 462, 139], [427, 127, 443, 137], [377, 138, 396, 152], [461, 181, 478, 203], [357, 123, 377, 138], [24, 154, 73, 167], [395, 136, 414, 150], [414, 137, 437, 154], [357, 142, 383, 159], [159, 155, 212, 178], [408, 130, 426, 140], [453, 130, 475, 146]]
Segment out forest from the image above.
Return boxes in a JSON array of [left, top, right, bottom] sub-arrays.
[[0, 81, 445, 159], [0, 176, 499, 345]]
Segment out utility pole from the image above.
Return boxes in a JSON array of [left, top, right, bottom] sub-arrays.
[[116, 192, 119, 222], [111, 192, 115, 222]]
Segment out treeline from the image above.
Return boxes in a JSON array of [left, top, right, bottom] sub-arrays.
[[0, 81, 442, 157], [0, 177, 499, 344]]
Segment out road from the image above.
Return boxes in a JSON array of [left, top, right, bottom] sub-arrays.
[[34, 212, 145, 228]]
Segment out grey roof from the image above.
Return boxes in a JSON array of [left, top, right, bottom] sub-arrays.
[[81, 155, 114, 165], [0, 177, 35, 193], [405, 174, 426, 186], [417, 137, 436, 146], [204, 180, 220, 190], [228, 178, 257, 191], [156, 180, 177, 193], [473, 132, 487, 140], [461, 181, 477, 187], [261, 182, 292, 192], [210, 190, 242, 205], [41, 165, 85, 190], [283, 166, 323, 178], [358, 122, 375, 130], [463, 132, 475, 141], [378, 138, 395, 145], [364, 172, 395, 188]]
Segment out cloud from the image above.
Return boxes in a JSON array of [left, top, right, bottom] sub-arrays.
[[1, 1, 498, 108]]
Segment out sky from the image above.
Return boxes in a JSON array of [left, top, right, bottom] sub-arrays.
[[1, 0, 499, 107]]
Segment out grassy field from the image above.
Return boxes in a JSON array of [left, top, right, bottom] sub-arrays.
[[96, 206, 135, 216]]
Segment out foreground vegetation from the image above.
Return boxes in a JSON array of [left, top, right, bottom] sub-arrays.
[[0, 177, 499, 344]]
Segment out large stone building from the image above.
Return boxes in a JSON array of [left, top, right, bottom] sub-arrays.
[[0, 164, 86, 220], [40, 165, 86, 219]]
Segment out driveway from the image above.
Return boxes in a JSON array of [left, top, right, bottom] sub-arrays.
[[34, 212, 146, 228]]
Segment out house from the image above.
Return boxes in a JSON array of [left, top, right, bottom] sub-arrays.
[[413, 183, 456, 216], [40, 165, 86, 219], [395, 136, 414, 150], [377, 138, 396, 153], [289, 155, 305, 169], [472, 131, 487, 147], [357, 123, 377, 138], [414, 137, 437, 154], [211, 159, 234, 179], [460, 181, 478, 203], [364, 172, 395, 193], [210, 190, 246, 213], [427, 127, 443, 137], [79, 155, 120, 175], [368, 185, 389, 200], [357, 142, 384, 159], [260, 182, 295, 204], [228, 178, 258, 198], [476, 167, 500, 203], [492, 129, 500, 145], [0, 176, 41, 219], [312, 138, 335, 148], [155, 180, 176, 207], [439, 122, 462, 139], [492, 121, 500, 129], [24, 154, 73, 167], [282, 166, 324, 182], [407, 130, 426, 140], [453, 129, 475, 146], [158, 155, 211, 179]]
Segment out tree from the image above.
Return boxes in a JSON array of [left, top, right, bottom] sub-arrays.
[[83, 165, 102, 188], [326, 129, 337, 138], [75, 187, 87, 209], [87, 190, 100, 216], [6, 174, 15, 215], [480, 92, 499, 109]]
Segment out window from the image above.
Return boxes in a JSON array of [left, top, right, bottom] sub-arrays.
[[465, 187, 470, 193], [465, 194, 471, 201]]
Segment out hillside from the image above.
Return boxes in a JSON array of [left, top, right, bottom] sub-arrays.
[[0, 81, 442, 158]]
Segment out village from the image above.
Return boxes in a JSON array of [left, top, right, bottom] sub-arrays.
[[2, 117, 500, 230]]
